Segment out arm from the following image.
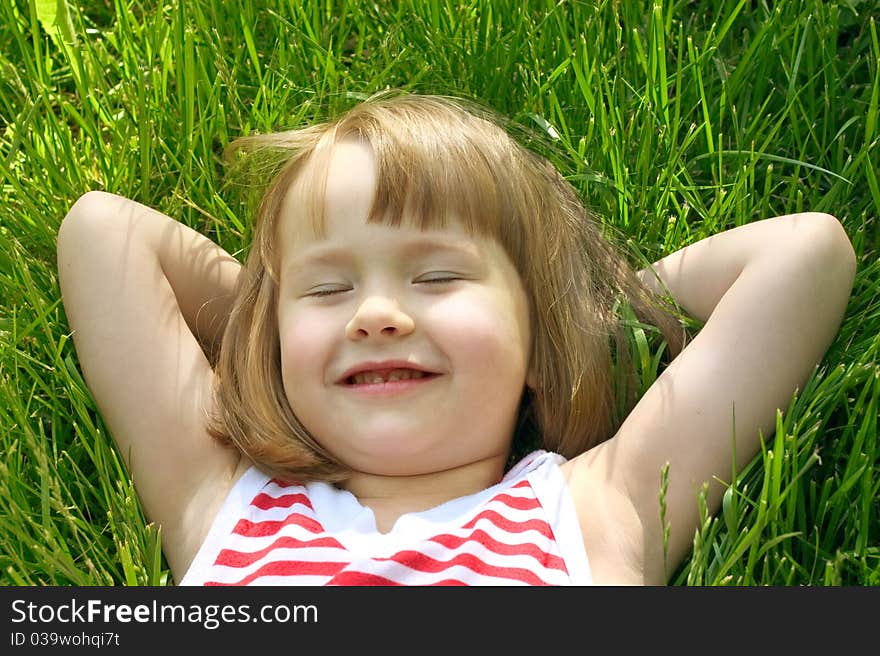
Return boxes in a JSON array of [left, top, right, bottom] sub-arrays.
[[568, 212, 856, 584], [56, 191, 244, 576]]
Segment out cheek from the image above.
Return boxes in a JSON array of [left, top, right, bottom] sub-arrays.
[[428, 294, 530, 374], [278, 310, 328, 386]]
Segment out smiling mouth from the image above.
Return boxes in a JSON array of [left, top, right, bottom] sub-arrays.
[[345, 368, 438, 386]]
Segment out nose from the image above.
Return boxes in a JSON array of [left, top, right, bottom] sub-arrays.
[[345, 295, 415, 341]]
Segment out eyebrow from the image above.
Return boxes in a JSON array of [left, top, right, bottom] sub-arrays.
[[285, 236, 483, 275]]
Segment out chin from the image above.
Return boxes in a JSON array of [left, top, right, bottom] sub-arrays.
[[339, 451, 431, 477], [339, 435, 453, 476]]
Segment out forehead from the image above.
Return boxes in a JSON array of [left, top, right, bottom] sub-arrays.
[[278, 139, 482, 254], [316, 140, 377, 229]]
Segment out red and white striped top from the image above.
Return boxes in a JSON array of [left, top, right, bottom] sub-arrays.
[[180, 450, 592, 586]]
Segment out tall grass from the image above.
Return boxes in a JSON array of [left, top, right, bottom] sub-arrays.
[[0, 0, 877, 585]]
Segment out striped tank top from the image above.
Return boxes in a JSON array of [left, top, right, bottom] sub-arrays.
[[180, 450, 592, 586]]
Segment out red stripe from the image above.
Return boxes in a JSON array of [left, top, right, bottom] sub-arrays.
[[206, 559, 347, 586], [232, 512, 323, 537], [426, 579, 468, 586], [251, 491, 313, 510], [380, 550, 555, 585], [327, 571, 404, 586], [215, 535, 346, 568], [329, 570, 467, 586], [429, 529, 567, 572], [490, 492, 541, 511], [462, 509, 555, 539]]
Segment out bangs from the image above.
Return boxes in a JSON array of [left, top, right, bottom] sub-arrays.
[[289, 97, 518, 242]]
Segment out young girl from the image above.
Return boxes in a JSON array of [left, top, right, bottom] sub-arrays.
[[56, 92, 856, 585]]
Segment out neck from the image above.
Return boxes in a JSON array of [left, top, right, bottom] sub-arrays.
[[339, 454, 508, 531]]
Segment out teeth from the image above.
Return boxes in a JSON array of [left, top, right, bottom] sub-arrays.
[[351, 369, 428, 385]]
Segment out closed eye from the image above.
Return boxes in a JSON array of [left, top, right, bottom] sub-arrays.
[[307, 287, 351, 297], [415, 273, 462, 284], [305, 274, 461, 297]]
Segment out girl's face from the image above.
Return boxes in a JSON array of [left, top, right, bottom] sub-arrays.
[[276, 140, 534, 477]]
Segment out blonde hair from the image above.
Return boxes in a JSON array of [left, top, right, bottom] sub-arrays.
[[208, 91, 686, 482]]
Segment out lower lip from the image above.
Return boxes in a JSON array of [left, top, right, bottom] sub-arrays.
[[340, 374, 440, 398]]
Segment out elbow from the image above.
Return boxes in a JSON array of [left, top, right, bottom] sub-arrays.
[[798, 212, 857, 290], [57, 191, 121, 249], [61, 190, 114, 230], [57, 191, 113, 271], [801, 212, 857, 277]]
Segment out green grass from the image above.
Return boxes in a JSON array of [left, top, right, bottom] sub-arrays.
[[0, 0, 877, 585]]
